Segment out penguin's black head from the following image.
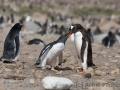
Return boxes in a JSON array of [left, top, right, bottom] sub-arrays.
[[87, 28, 91, 32], [11, 23, 25, 31], [57, 34, 68, 43], [67, 24, 85, 37]]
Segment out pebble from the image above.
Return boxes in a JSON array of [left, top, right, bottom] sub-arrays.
[[30, 79, 35, 84], [34, 70, 43, 78], [5, 64, 16, 69], [94, 70, 102, 76]]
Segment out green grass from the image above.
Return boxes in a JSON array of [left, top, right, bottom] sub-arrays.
[[70, 6, 120, 16]]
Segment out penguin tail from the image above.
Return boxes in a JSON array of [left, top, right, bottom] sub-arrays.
[[34, 59, 41, 65]]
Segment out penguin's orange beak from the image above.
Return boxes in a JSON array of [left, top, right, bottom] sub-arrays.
[[67, 30, 73, 37]]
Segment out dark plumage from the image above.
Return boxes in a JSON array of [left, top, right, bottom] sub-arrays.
[[102, 31, 117, 48], [0, 23, 23, 61], [87, 28, 94, 43], [93, 26, 102, 35], [27, 38, 46, 46]]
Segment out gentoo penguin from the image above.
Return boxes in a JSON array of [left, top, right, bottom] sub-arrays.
[[116, 28, 120, 36], [27, 38, 46, 46], [93, 26, 102, 35], [67, 24, 95, 71], [0, 23, 24, 62], [35, 33, 71, 71], [102, 31, 117, 48], [87, 28, 94, 43]]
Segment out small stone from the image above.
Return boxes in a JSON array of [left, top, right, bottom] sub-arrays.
[[5, 64, 16, 69], [0, 78, 4, 84], [15, 61, 23, 69], [110, 69, 119, 76], [101, 71, 106, 76], [105, 63, 109, 66], [108, 76, 115, 81], [94, 70, 102, 76], [114, 55, 120, 58], [29, 69, 35, 74], [55, 71, 63, 75], [0, 62, 4, 65], [8, 80, 18, 83], [88, 67, 94, 73], [30, 79, 35, 84], [95, 79, 107, 83], [34, 70, 43, 78], [5, 68, 12, 72]]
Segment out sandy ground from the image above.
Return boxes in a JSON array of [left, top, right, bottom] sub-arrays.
[[0, 24, 119, 90]]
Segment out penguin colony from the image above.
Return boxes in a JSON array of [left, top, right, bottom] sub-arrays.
[[0, 22, 95, 72]]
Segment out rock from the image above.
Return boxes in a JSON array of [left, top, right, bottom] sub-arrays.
[[29, 69, 35, 74], [94, 70, 102, 76], [5, 64, 16, 69], [89, 86, 113, 90], [8, 80, 18, 83], [0, 78, 4, 84], [105, 63, 109, 66], [0, 62, 4, 65], [83, 70, 92, 78], [5, 68, 12, 72], [55, 71, 63, 75], [15, 61, 23, 69], [34, 70, 43, 78], [110, 69, 119, 76], [5, 75, 26, 80], [30, 79, 35, 84], [114, 55, 120, 58], [42, 76, 73, 90], [0, 87, 6, 90], [95, 79, 107, 83], [116, 63, 120, 69], [107, 76, 115, 81], [88, 67, 94, 73]]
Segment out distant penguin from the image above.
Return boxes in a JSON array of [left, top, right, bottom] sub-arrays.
[[67, 24, 95, 71], [87, 28, 94, 43], [102, 31, 117, 48], [0, 23, 24, 61], [93, 26, 102, 35], [27, 38, 46, 46], [116, 28, 120, 36], [35, 33, 71, 71]]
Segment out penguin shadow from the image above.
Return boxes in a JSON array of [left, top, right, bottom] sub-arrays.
[[54, 66, 72, 71]]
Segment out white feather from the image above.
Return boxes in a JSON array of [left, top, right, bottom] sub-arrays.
[[41, 43, 64, 67], [42, 76, 73, 90], [74, 31, 83, 58]]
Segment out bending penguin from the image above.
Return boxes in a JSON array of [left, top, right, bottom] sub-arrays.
[[35, 33, 71, 71], [67, 24, 95, 71], [0, 23, 24, 62]]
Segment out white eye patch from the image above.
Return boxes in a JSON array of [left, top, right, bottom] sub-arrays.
[[70, 26, 74, 29]]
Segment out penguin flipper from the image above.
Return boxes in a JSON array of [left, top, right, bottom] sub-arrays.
[[58, 53, 63, 65], [14, 36, 20, 60]]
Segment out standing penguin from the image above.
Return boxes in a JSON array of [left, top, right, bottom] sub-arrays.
[[87, 28, 94, 43], [67, 24, 95, 71], [35, 33, 71, 71], [0, 23, 24, 62], [102, 31, 117, 48]]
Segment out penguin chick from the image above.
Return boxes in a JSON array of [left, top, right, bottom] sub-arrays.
[[35, 33, 71, 72], [0, 23, 24, 62]]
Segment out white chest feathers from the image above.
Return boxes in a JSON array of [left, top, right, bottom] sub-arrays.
[[74, 31, 83, 56], [42, 76, 73, 90], [49, 43, 64, 56]]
